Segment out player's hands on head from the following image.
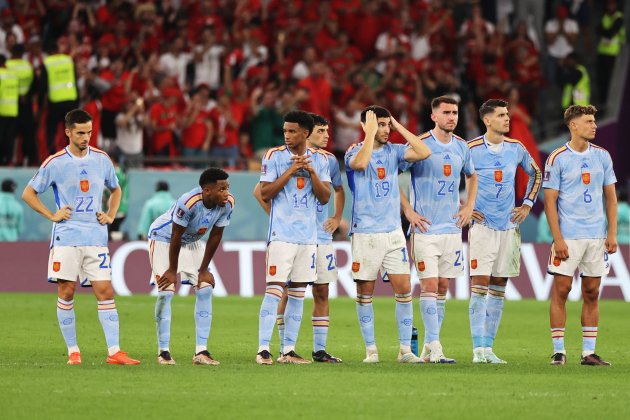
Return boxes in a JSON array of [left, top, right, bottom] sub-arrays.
[[403, 207, 431, 233], [198, 270, 216, 288], [50, 205, 72, 222], [388, 114, 399, 130], [553, 238, 569, 260], [361, 110, 378, 139], [471, 210, 485, 223], [605, 234, 617, 254], [510, 205, 530, 224], [454, 205, 473, 228], [96, 211, 114, 225], [157, 269, 178, 290]]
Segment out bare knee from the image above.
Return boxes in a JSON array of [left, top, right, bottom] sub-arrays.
[[313, 284, 329, 302], [582, 286, 600, 303]]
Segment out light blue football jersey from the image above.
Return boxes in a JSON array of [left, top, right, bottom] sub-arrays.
[[316, 150, 343, 244], [407, 131, 475, 234], [149, 187, 234, 244], [468, 136, 541, 231], [260, 145, 331, 245], [28, 147, 119, 247], [345, 142, 410, 234], [543, 142, 616, 240]]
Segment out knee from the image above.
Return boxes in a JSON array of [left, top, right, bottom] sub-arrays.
[[313, 285, 329, 302], [582, 287, 600, 303], [553, 283, 572, 299]]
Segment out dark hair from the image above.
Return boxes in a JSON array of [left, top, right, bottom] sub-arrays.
[[156, 181, 169, 192], [431, 96, 459, 110], [479, 99, 508, 120], [360, 105, 391, 122], [309, 113, 329, 127], [0, 54, 6, 67], [284, 110, 315, 137], [11, 44, 24, 57], [65, 109, 93, 129], [199, 167, 229, 187], [1, 178, 16, 193], [564, 104, 597, 125]]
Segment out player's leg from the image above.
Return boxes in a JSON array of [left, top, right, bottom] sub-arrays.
[[312, 244, 342, 362], [412, 232, 438, 359], [276, 287, 288, 357], [356, 280, 378, 362], [549, 274, 572, 365], [50, 247, 81, 364], [86, 247, 140, 365], [149, 240, 176, 364], [257, 241, 295, 364], [437, 278, 449, 336], [483, 276, 508, 364], [419, 277, 440, 361]]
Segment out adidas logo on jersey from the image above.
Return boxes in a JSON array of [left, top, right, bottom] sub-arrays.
[[80, 169, 88, 175], [581, 162, 589, 168], [494, 161, 502, 167], [376, 160, 383, 164], [444, 154, 451, 160]]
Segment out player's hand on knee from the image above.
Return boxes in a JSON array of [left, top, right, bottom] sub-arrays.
[[51, 205, 72, 222], [605, 235, 617, 254], [96, 211, 114, 225], [553, 239, 569, 260], [198, 270, 215, 288], [471, 210, 485, 223], [157, 269, 178, 290]]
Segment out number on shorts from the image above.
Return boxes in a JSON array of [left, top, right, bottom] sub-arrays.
[[583, 189, 592, 203], [454, 250, 462, 266], [97, 252, 111, 269], [75, 196, 94, 213], [437, 180, 455, 196], [326, 253, 335, 271], [495, 183, 503, 198], [310, 253, 316, 269], [401, 248, 408, 263]]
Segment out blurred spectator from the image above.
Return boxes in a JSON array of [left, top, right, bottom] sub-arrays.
[[180, 85, 213, 168], [115, 92, 145, 169], [158, 36, 191, 90], [515, 0, 545, 48], [596, 0, 625, 106], [506, 21, 543, 115], [560, 53, 590, 109], [250, 88, 284, 160], [0, 53, 19, 165], [105, 161, 127, 241], [375, 20, 409, 74], [191, 27, 225, 91], [0, 8, 24, 57], [291, 46, 316, 81], [618, 187, 629, 245], [333, 98, 362, 155], [210, 92, 245, 168], [7, 44, 37, 166], [147, 87, 179, 157], [0, 178, 23, 241], [297, 61, 332, 120], [545, 5, 579, 61], [99, 58, 132, 151], [136, 180, 175, 240]]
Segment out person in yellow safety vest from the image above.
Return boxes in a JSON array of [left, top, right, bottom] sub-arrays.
[[7, 44, 37, 166], [39, 44, 78, 155], [561, 53, 590, 109], [596, 0, 625, 105], [0, 54, 19, 166]]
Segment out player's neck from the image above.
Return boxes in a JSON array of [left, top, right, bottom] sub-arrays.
[[306, 141, 319, 150], [484, 131, 504, 145], [432, 127, 452, 144], [569, 136, 589, 152], [67, 144, 88, 158], [289, 143, 307, 156]]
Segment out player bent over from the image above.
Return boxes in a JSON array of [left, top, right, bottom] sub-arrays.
[[254, 113, 344, 363], [345, 106, 431, 363], [400, 96, 478, 363], [22, 109, 140, 365], [149, 168, 234, 365], [544, 105, 617, 366], [467, 99, 541, 364]]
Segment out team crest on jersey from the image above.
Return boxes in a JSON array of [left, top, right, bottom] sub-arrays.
[[377, 167, 386, 180], [494, 170, 503, 183], [471, 259, 478, 269], [53, 262, 61, 272], [296, 177, 305, 189], [80, 180, 90, 192], [443, 164, 452, 177], [352, 262, 360, 272], [582, 172, 590, 185], [269, 265, 277, 276], [197, 227, 208, 235], [417, 261, 425, 272]]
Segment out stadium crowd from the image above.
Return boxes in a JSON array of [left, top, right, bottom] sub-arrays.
[[0, 0, 624, 169]]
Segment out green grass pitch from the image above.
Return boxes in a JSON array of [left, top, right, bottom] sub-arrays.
[[1, 293, 628, 419]]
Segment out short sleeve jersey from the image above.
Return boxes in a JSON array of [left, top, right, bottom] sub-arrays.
[[345, 142, 409, 234], [260, 145, 331, 245], [317, 150, 343, 244], [149, 187, 234, 244], [407, 131, 475, 235], [543, 142, 616, 240], [28, 147, 119, 247], [468, 136, 542, 231]]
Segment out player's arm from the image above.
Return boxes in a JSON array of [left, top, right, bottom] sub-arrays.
[[253, 182, 271, 215], [399, 185, 430, 232], [348, 110, 377, 171], [389, 115, 431, 162], [157, 222, 185, 290], [21, 185, 72, 222], [512, 150, 542, 223], [324, 184, 345, 233], [260, 156, 304, 201], [455, 172, 478, 227], [544, 188, 568, 259], [309, 168, 331, 205], [604, 184, 618, 254], [97, 186, 121, 225], [197, 225, 225, 287]]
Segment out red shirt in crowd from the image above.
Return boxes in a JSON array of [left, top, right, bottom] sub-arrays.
[[149, 102, 178, 155]]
